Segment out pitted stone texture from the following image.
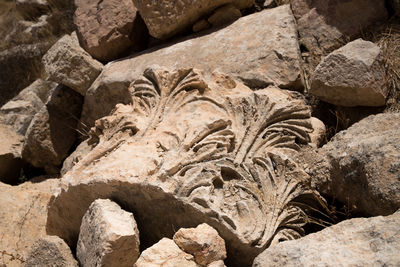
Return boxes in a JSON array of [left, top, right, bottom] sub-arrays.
[[74, 0, 148, 62], [81, 6, 303, 127], [0, 123, 24, 184], [291, 0, 387, 54], [42, 33, 103, 95], [310, 39, 387, 107], [318, 113, 400, 216], [174, 224, 226, 266], [22, 85, 83, 174], [77, 199, 140, 267], [1, 79, 56, 135], [0, 179, 60, 266], [47, 68, 316, 266], [134, 238, 199, 267], [133, 0, 253, 40], [253, 211, 400, 267], [25, 235, 78, 267]]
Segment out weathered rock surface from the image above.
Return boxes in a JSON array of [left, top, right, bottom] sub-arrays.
[[42, 33, 103, 95], [77, 199, 140, 267], [134, 238, 198, 267], [207, 4, 242, 28], [25, 235, 78, 267], [60, 140, 92, 176], [1, 79, 56, 135], [16, 0, 49, 19], [22, 85, 83, 174], [0, 123, 24, 184], [174, 223, 226, 266], [133, 0, 253, 40], [317, 113, 400, 216], [309, 117, 326, 147], [47, 67, 316, 266], [291, 0, 388, 54], [253, 211, 400, 267], [0, 178, 60, 266], [81, 5, 303, 127], [310, 39, 387, 107], [74, 0, 148, 62]]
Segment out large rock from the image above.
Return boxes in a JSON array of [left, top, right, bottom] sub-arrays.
[[134, 238, 198, 267], [133, 0, 254, 40], [77, 199, 140, 267], [42, 33, 103, 95], [74, 0, 148, 62], [47, 67, 317, 266], [310, 39, 387, 107], [25, 235, 78, 267], [0, 178, 60, 266], [291, 0, 388, 54], [1, 79, 56, 135], [174, 223, 226, 266], [253, 211, 400, 267], [81, 5, 303, 127], [317, 113, 400, 216], [0, 123, 24, 184], [22, 85, 83, 174]]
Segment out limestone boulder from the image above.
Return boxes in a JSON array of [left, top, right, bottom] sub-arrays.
[[81, 5, 303, 127], [316, 113, 400, 216], [0, 123, 24, 184], [0, 178, 60, 266], [42, 33, 103, 95], [22, 85, 83, 174], [310, 39, 387, 107], [173, 223, 226, 266], [133, 0, 254, 40], [77, 199, 140, 267], [1, 79, 56, 135], [253, 211, 400, 267], [291, 0, 388, 54], [134, 238, 198, 267], [25, 235, 78, 267], [74, 0, 148, 62]]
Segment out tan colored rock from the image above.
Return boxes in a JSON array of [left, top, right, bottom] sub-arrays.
[[47, 67, 316, 266], [291, 0, 387, 54], [1, 79, 56, 135], [253, 211, 400, 267], [22, 85, 83, 174], [0, 178, 60, 266], [77, 199, 140, 267], [81, 5, 303, 127], [25, 235, 78, 267], [42, 33, 103, 95], [74, 0, 148, 62], [134, 238, 199, 267], [309, 117, 325, 147], [133, 0, 254, 40], [61, 140, 92, 176], [208, 260, 226, 267], [0, 123, 24, 184], [174, 223, 226, 266], [207, 4, 242, 27], [310, 39, 387, 107]]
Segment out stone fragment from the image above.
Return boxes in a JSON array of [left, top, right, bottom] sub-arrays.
[[74, 0, 148, 62], [61, 140, 92, 176], [81, 6, 303, 127], [134, 238, 198, 267], [207, 4, 242, 27], [77, 199, 140, 267], [22, 85, 83, 174], [47, 68, 316, 267], [291, 0, 387, 54], [1, 79, 56, 135], [253, 211, 400, 267], [0, 123, 24, 184], [133, 0, 254, 40], [42, 33, 103, 95], [317, 113, 400, 216], [310, 39, 387, 107], [25, 235, 78, 267], [173, 223, 227, 266], [309, 117, 325, 147], [193, 19, 211, 32], [0, 178, 60, 266]]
